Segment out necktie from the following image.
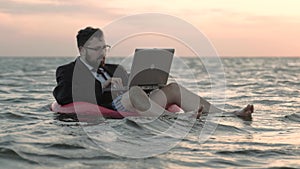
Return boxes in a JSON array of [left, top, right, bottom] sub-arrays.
[[93, 68, 108, 80]]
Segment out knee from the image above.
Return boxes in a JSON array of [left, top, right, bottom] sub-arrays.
[[129, 86, 143, 93], [163, 82, 181, 98], [165, 82, 180, 92], [128, 86, 148, 100]]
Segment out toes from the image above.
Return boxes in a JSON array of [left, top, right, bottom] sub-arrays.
[[196, 106, 203, 119], [244, 104, 254, 114], [234, 104, 254, 119], [250, 105, 254, 112], [198, 105, 204, 113]]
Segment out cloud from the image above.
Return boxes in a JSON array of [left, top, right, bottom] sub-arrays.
[[10, 0, 68, 5], [1, 0, 80, 15], [0, 0, 300, 56], [0, 0, 124, 20], [0, 0, 126, 35], [0, 0, 129, 56]]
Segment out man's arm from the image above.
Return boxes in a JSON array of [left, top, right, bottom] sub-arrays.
[[53, 65, 74, 105]]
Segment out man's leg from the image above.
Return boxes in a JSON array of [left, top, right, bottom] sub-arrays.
[[120, 86, 203, 118], [148, 83, 217, 112], [148, 83, 254, 117]]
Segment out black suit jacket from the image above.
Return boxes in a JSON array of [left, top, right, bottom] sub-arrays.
[[53, 57, 128, 109]]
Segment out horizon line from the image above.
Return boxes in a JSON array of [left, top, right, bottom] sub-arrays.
[[0, 55, 300, 58]]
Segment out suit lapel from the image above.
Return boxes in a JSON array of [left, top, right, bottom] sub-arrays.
[[102, 64, 115, 77], [76, 57, 96, 78], [75, 58, 117, 82]]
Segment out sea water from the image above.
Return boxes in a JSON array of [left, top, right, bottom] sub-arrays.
[[0, 57, 299, 168]]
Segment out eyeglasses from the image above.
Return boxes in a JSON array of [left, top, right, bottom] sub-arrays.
[[84, 44, 111, 52]]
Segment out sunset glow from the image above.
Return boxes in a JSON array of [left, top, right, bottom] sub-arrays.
[[1, 0, 300, 56]]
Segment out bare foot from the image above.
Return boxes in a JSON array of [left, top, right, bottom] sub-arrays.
[[233, 104, 254, 117], [196, 105, 204, 119], [128, 86, 151, 112]]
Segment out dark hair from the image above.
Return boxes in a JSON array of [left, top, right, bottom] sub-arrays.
[[76, 27, 103, 48]]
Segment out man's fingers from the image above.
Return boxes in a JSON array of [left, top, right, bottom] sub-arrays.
[[117, 79, 123, 86], [110, 78, 123, 88], [112, 78, 123, 86]]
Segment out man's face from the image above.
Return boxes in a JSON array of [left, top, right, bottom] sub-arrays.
[[83, 36, 107, 68]]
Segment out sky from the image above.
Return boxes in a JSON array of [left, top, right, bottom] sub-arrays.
[[1, 0, 300, 57]]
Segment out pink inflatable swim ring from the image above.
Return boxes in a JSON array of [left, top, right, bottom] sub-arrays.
[[50, 101, 182, 119]]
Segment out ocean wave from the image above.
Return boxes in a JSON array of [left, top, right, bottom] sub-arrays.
[[284, 113, 300, 122], [217, 148, 296, 157], [1, 57, 300, 168], [0, 147, 38, 164]]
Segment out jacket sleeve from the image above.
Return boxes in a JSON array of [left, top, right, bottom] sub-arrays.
[[53, 65, 73, 105]]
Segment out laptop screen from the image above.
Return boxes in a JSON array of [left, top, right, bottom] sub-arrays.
[[128, 48, 175, 87]]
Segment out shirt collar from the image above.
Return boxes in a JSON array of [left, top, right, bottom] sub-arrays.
[[79, 57, 94, 71]]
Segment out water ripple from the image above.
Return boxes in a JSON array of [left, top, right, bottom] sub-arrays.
[[284, 113, 300, 122], [1, 57, 300, 168], [0, 147, 38, 164]]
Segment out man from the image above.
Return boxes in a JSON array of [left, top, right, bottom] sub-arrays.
[[53, 26, 254, 119], [53, 27, 127, 109]]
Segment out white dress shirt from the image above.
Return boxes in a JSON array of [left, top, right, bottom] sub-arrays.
[[80, 57, 111, 88]]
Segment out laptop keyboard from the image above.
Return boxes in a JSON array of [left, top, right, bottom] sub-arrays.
[[139, 85, 162, 90]]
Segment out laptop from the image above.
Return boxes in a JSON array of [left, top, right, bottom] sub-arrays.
[[108, 48, 175, 93]]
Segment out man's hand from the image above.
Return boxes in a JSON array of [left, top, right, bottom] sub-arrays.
[[103, 77, 123, 89]]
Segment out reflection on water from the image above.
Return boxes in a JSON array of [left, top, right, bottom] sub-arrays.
[[0, 57, 299, 168]]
